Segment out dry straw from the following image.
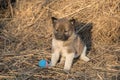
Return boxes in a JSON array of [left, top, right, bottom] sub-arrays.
[[0, 0, 120, 79]]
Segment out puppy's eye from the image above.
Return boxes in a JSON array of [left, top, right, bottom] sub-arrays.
[[56, 29, 58, 31], [65, 30, 68, 32], [54, 29, 58, 33], [64, 30, 68, 34]]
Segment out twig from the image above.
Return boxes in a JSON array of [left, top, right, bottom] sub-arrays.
[[8, 0, 14, 17], [0, 75, 14, 79], [97, 73, 103, 80], [93, 67, 120, 73]]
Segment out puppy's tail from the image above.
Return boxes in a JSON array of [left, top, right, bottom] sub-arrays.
[[80, 45, 90, 62]]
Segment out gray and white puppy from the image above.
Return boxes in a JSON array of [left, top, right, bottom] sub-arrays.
[[51, 17, 90, 71]]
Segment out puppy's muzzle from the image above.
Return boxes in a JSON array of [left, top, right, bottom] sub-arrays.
[[55, 33, 63, 39], [55, 33, 69, 41]]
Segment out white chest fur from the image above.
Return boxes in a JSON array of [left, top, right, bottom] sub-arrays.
[[52, 38, 63, 48], [52, 38, 68, 57]]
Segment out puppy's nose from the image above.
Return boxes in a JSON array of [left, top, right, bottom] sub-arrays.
[[56, 34, 63, 39], [57, 34, 62, 38]]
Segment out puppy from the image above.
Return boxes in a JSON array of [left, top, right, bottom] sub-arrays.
[[50, 17, 90, 71]]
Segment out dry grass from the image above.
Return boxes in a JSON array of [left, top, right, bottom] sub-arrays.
[[0, 0, 120, 80]]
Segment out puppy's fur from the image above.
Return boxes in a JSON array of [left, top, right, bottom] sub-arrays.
[[51, 17, 90, 71]]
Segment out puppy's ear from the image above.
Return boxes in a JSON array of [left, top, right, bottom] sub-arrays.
[[51, 17, 58, 24], [70, 18, 75, 25]]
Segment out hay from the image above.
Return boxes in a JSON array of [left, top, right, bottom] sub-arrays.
[[0, 0, 120, 79]]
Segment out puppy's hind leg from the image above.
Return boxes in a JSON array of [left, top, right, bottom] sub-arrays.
[[80, 46, 90, 62]]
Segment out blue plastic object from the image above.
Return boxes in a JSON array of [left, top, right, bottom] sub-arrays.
[[38, 59, 48, 68]]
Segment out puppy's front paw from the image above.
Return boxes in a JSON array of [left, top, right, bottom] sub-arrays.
[[49, 62, 56, 67], [64, 66, 71, 73], [64, 69, 70, 74], [48, 63, 52, 67]]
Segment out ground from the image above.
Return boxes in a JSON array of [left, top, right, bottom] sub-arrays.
[[0, 0, 120, 80]]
